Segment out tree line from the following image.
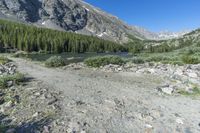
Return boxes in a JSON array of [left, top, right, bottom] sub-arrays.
[[0, 19, 126, 53]]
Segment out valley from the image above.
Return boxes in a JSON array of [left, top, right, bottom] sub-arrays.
[[0, 0, 200, 133]]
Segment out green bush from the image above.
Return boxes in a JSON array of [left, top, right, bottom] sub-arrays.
[[179, 87, 200, 96], [161, 61, 184, 66], [131, 57, 145, 64], [84, 56, 125, 67], [0, 56, 9, 64], [197, 42, 200, 47], [0, 73, 25, 88], [181, 55, 200, 64], [146, 55, 171, 62], [45, 56, 65, 67]]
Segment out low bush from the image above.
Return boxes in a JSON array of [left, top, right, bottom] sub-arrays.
[[161, 61, 184, 66], [131, 57, 145, 64], [0, 56, 9, 64], [181, 55, 200, 64], [45, 56, 65, 67], [197, 42, 200, 47], [84, 56, 125, 67], [0, 73, 25, 88], [179, 87, 200, 96], [145, 55, 171, 62]]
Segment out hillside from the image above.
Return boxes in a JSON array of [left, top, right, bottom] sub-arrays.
[[0, 0, 149, 43], [0, 0, 187, 43], [126, 28, 200, 53], [0, 19, 126, 53]]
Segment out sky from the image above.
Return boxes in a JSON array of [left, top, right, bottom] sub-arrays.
[[84, 0, 200, 32]]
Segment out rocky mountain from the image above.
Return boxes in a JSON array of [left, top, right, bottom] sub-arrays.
[[0, 0, 190, 43], [156, 30, 190, 40], [131, 26, 190, 40]]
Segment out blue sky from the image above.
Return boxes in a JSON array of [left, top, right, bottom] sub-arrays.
[[84, 0, 200, 32]]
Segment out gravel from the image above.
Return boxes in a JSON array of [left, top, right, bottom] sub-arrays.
[[7, 58, 200, 133]]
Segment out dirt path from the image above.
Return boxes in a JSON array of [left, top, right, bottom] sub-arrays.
[[12, 58, 200, 133]]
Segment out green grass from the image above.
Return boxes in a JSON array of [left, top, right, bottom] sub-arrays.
[[0, 124, 9, 133], [0, 73, 25, 88], [45, 56, 66, 67], [84, 55, 125, 67], [130, 57, 145, 64], [178, 87, 200, 97], [0, 56, 9, 64], [135, 46, 200, 65], [181, 55, 200, 64]]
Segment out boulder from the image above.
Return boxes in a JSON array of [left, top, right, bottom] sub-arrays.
[[157, 85, 174, 95]]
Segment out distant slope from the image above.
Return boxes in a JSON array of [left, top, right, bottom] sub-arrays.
[[144, 29, 200, 52], [125, 28, 200, 53]]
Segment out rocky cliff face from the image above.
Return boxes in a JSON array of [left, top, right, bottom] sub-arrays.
[[0, 0, 188, 43], [0, 0, 148, 43]]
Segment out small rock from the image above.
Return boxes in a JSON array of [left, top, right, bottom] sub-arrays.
[[162, 87, 174, 95], [48, 97, 58, 105], [4, 101, 13, 108], [7, 81, 13, 87], [157, 85, 174, 95], [34, 92, 41, 97], [176, 118, 184, 124], [0, 96, 5, 105], [32, 112, 39, 118], [186, 72, 198, 78], [80, 130, 86, 133], [6, 128, 16, 133], [145, 124, 153, 129], [43, 126, 50, 133]]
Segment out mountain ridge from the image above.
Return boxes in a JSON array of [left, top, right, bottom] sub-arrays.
[[0, 0, 193, 43]]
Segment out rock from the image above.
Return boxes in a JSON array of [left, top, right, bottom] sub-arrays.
[[0, 63, 17, 76], [6, 128, 16, 133], [7, 81, 14, 87], [34, 92, 41, 97], [4, 101, 13, 108], [186, 72, 198, 78], [0, 97, 5, 105], [176, 118, 184, 124], [157, 85, 174, 95], [32, 112, 39, 118], [43, 126, 50, 133], [48, 97, 58, 105], [190, 64, 200, 71], [145, 124, 153, 129]]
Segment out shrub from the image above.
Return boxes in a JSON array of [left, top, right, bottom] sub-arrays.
[[179, 87, 200, 96], [131, 57, 145, 64], [161, 61, 184, 66], [197, 42, 200, 47], [0, 56, 9, 64], [146, 55, 171, 62], [84, 56, 125, 67], [0, 73, 25, 88], [45, 56, 65, 67], [181, 55, 200, 64]]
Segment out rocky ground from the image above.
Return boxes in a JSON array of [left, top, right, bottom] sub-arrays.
[[0, 62, 61, 133], [1, 58, 200, 133]]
